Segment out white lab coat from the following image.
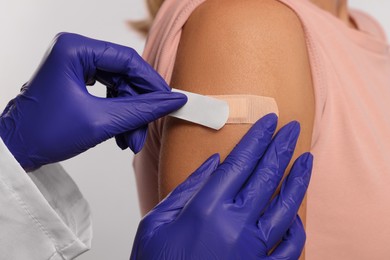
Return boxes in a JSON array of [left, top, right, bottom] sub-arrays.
[[0, 138, 92, 259]]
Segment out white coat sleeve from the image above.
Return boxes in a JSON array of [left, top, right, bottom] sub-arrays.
[[0, 138, 92, 260]]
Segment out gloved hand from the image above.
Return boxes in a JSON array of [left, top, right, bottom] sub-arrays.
[[0, 33, 186, 171], [131, 114, 313, 260]]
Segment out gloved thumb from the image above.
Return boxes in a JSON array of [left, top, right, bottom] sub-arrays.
[[99, 91, 187, 142], [125, 127, 148, 153]]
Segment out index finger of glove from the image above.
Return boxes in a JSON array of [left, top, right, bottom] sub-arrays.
[[194, 114, 278, 203], [97, 91, 187, 140], [93, 41, 170, 93]]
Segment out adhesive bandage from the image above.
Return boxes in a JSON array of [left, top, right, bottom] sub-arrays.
[[169, 88, 229, 130], [169, 88, 279, 130], [209, 95, 279, 124]]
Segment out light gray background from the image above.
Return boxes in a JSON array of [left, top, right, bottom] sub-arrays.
[[0, 1, 389, 259]]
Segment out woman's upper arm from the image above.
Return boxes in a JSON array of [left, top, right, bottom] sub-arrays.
[[159, 0, 315, 203]]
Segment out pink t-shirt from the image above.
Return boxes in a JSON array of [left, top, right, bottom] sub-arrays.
[[134, 0, 390, 258]]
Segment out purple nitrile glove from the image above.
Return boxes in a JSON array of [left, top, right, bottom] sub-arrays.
[[130, 114, 313, 260], [0, 33, 187, 171]]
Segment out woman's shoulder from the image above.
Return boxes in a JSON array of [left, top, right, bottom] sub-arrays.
[[177, 0, 310, 87], [188, 0, 305, 39], [171, 0, 314, 128]]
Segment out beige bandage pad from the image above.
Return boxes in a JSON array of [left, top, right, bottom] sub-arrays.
[[170, 88, 278, 130], [209, 95, 279, 124]]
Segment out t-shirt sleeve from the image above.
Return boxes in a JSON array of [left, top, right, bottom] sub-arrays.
[[0, 138, 92, 260]]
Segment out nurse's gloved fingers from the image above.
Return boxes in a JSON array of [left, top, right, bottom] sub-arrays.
[[98, 91, 187, 140], [150, 154, 220, 220], [115, 134, 128, 150], [234, 122, 300, 221], [114, 127, 148, 152], [93, 40, 170, 93], [108, 78, 149, 153], [100, 74, 148, 152], [98, 69, 156, 98], [127, 126, 148, 153], [196, 114, 278, 201], [97, 70, 139, 96], [257, 153, 312, 250], [52, 33, 169, 93], [268, 216, 306, 260], [96, 70, 119, 89]]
